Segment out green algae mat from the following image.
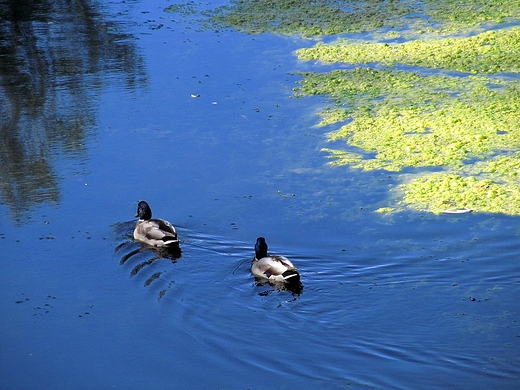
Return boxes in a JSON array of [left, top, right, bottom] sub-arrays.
[[166, 0, 520, 215]]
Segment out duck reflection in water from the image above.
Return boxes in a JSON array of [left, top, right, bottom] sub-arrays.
[[114, 230, 180, 301], [119, 242, 181, 268], [252, 237, 303, 296]]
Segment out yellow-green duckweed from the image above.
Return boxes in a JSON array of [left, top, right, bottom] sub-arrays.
[[296, 69, 520, 170], [296, 27, 520, 74], [401, 173, 520, 214], [194, 0, 414, 37], [424, 0, 520, 31], [292, 7, 520, 213], [167, 0, 520, 37], [295, 67, 520, 214], [166, 1, 520, 215], [466, 152, 520, 181]]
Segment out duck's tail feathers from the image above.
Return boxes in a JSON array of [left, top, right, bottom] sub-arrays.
[[282, 270, 303, 295], [161, 235, 179, 246], [282, 269, 300, 282]]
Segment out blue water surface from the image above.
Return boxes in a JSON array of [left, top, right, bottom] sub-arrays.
[[1, 1, 519, 389]]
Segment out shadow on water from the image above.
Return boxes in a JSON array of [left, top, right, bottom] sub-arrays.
[[0, 0, 146, 225]]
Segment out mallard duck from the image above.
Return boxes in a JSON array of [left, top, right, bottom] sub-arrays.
[[252, 237, 301, 286], [133, 201, 179, 247]]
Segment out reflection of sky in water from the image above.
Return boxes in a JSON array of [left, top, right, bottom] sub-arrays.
[[1, 1, 519, 389]]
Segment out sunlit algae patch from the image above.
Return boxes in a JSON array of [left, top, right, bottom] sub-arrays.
[[167, 0, 520, 37], [165, 0, 520, 215], [294, 28, 520, 215]]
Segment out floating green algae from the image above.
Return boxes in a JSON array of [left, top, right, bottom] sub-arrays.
[[315, 108, 350, 127], [424, 0, 520, 30], [401, 173, 520, 215], [296, 27, 520, 74], [164, 2, 199, 16], [196, 0, 414, 36], [165, 0, 520, 37], [375, 207, 397, 214], [163, 1, 520, 215], [291, 1, 520, 216], [466, 152, 520, 181], [295, 69, 520, 170], [294, 67, 520, 214]]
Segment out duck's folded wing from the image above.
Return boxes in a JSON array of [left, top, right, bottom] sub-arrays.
[[258, 256, 295, 276], [139, 223, 176, 242], [142, 226, 165, 240], [153, 218, 176, 234], [272, 255, 296, 270]]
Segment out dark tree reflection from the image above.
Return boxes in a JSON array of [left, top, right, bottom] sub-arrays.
[[0, 0, 146, 224]]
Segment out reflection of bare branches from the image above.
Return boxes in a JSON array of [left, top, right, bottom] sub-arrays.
[[0, 0, 147, 224]]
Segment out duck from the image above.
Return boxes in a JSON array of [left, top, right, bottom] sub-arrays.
[[133, 201, 179, 247], [252, 237, 301, 291]]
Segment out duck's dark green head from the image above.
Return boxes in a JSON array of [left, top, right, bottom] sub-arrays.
[[255, 236, 268, 259], [136, 201, 152, 220]]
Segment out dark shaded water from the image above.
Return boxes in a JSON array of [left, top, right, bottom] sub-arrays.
[[1, 1, 519, 389]]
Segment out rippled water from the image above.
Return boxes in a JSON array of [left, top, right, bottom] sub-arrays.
[[1, 1, 519, 389]]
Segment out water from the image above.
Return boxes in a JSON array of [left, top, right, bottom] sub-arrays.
[[1, 1, 519, 389]]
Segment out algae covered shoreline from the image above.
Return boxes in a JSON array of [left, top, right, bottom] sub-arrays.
[[166, 0, 520, 215]]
